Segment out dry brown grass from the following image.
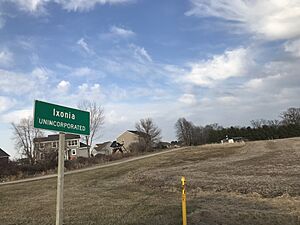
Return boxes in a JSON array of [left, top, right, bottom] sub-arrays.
[[1, 138, 300, 224]]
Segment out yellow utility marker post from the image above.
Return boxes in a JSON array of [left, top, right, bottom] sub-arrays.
[[181, 176, 187, 225]]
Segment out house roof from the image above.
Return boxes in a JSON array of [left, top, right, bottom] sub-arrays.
[[94, 141, 112, 151], [127, 130, 148, 138], [0, 148, 10, 157], [34, 134, 80, 142], [80, 142, 90, 148], [110, 141, 123, 148]]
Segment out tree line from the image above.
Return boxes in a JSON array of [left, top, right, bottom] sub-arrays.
[[175, 107, 300, 146], [11, 104, 300, 164]]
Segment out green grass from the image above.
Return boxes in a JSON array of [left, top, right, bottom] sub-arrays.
[[1, 138, 300, 224]]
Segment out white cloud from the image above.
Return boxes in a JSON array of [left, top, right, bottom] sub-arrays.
[[91, 83, 101, 92], [179, 94, 197, 105], [56, 64, 105, 78], [186, 0, 300, 40], [73, 67, 93, 76], [243, 72, 296, 95], [227, 59, 300, 113], [104, 85, 127, 101], [164, 64, 186, 76], [0, 67, 53, 99], [77, 38, 93, 54], [16, 37, 36, 51], [0, 109, 32, 123], [57, 80, 70, 92], [55, 0, 133, 11], [185, 47, 249, 87], [78, 83, 88, 92], [8, 0, 49, 13], [7, 0, 133, 13], [46, 82, 100, 106], [0, 69, 35, 94], [110, 26, 135, 38], [105, 110, 127, 125], [244, 78, 263, 90], [0, 49, 13, 67], [217, 96, 239, 105], [284, 39, 300, 57], [130, 44, 152, 62], [76, 83, 104, 102], [31, 67, 49, 81], [0, 96, 16, 113]]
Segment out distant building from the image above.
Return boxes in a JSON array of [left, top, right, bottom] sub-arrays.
[[34, 134, 89, 161], [116, 130, 147, 150], [91, 141, 125, 156], [220, 136, 245, 144], [154, 142, 171, 149], [0, 148, 10, 164], [170, 141, 182, 148], [92, 141, 113, 156]]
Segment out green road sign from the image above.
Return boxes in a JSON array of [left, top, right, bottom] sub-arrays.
[[34, 100, 90, 135]]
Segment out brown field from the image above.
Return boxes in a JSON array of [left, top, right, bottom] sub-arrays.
[[1, 138, 300, 225]]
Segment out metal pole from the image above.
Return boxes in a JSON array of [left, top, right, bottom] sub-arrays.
[[56, 132, 65, 225], [181, 176, 187, 225]]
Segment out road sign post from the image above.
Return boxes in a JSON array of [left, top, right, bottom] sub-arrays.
[[34, 100, 90, 225], [56, 132, 65, 225]]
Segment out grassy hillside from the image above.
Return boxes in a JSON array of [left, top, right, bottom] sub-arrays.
[[1, 138, 300, 225]]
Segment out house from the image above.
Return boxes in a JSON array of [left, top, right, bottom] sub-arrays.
[[220, 136, 245, 144], [170, 141, 182, 148], [116, 130, 147, 150], [221, 138, 234, 144], [154, 141, 171, 149], [91, 141, 112, 156], [0, 148, 10, 164], [33, 134, 89, 161], [91, 141, 126, 156]]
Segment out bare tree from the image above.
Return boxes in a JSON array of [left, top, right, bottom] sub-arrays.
[[191, 125, 204, 145], [78, 100, 104, 157], [135, 118, 161, 151], [250, 119, 268, 128], [11, 117, 44, 164], [251, 119, 281, 128], [175, 118, 193, 146], [266, 119, 281, 127], [281, 107, 300, 125]]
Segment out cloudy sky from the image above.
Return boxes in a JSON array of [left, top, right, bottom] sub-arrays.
[[1, 0, 300, 157]]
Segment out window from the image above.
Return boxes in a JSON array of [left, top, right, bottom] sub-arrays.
[[52, 141, 57, 148], [68, 140, 78, 146], [40, 143, 45, 148], [72, 149, 76, 155]]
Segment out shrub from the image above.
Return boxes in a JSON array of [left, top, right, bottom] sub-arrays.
[[128, 142, 148, 153], [1, 151, 134, 181]]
